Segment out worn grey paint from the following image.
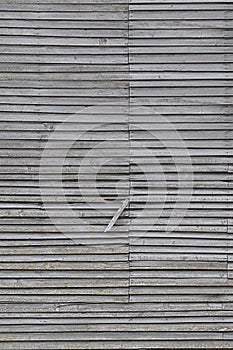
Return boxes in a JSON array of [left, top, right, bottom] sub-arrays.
[[0, 0, 231, 349]]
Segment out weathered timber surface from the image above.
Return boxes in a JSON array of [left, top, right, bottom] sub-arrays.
[[0, 0, 231, 349]]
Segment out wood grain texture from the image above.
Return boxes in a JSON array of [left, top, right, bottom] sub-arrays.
[[128, 1, 231, 349], [0, 0, 230, 349]]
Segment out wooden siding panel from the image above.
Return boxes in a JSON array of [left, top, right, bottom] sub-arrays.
[[129, 0, 231, 349], [0, 1, 130, 348], [0, 0, 230, 349]]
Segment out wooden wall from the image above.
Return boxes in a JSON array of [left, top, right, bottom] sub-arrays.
[[0, 0, 231, 348]]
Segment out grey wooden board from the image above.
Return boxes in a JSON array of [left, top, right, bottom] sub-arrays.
[[128, 1, 230, 348], [0, 0, 230, 349]]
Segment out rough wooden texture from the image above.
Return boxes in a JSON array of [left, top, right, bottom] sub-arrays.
[[128, 1, 231, 349], [0, 0, 231, 349]]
